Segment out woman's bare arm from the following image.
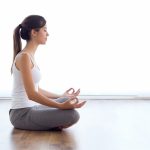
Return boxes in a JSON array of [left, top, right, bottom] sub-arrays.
[[16, 53, 61, 108], [16, 53, 86, 109], [38, 87, 62, 99]]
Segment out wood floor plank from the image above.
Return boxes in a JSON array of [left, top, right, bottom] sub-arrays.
[[1, 99, 150, 150]]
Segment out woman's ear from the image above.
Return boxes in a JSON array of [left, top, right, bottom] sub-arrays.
[[31, 29, 37, 38]]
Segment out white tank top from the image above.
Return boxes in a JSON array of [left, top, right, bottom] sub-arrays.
[[11, 54, 41, 109]]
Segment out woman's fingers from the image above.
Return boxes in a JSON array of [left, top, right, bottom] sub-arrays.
[[69, 98, 86, 108], [62, 97, 86, 109], [66, 88, 80, 96], [75, 100, 86, 108], [66, 88, 75, 94], [69, 98, 79, 104], [74, 89, 80, 96]]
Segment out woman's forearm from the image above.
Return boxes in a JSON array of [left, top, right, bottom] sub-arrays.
[[38, 87, 62, 99], [28, 91, 62, 108]]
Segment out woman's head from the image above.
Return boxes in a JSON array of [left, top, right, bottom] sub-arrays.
[[20, 15, 46, 41], [12, 15, 47, 72]]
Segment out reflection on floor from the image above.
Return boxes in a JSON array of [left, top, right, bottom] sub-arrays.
[[1, 99, 150, 150]]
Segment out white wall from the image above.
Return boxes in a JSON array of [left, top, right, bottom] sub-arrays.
[[0, 0, 150, 97]]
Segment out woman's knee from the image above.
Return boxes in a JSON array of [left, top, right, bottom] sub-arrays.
[[72, 109, 80, 123], [65, 109, 80, 126]]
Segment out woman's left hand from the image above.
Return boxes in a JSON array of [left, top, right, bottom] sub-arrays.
[[62, 88, 80, 99]]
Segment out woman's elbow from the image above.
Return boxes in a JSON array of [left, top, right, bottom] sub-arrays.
[[27, 91, 38, 100]]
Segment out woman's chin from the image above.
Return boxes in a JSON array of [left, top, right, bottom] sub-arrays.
[[40, 41, 47, 45]]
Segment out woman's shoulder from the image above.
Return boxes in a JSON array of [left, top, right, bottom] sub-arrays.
[[15, 52, 32, 69], [16, 52, 30, 62], [17, 52, 30, 58]]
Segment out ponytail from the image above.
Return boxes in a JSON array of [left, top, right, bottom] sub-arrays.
[[11, 15, 46, 73], [11, 24, 22, 73]]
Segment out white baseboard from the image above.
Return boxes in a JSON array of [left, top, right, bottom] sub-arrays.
[[0, 97, 11, 100], [0, 95, 144, 100], [78, 95, 137, 100], [1, 95, 150, 100]]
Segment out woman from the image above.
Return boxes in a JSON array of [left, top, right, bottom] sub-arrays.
[[9, 15, 86, 131]]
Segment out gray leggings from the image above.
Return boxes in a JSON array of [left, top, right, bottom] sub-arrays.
[[9, 97, 80, 131]]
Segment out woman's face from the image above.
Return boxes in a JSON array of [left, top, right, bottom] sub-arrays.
[[33, 26, 49, 44]]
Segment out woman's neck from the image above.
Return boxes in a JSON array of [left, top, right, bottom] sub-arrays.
[[22, 41, 39, 57]]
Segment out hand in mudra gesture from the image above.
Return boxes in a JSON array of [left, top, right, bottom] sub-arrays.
[[61, 88, 86, 109], [63, 88, 80, 99], [60, 97, 86, 109]]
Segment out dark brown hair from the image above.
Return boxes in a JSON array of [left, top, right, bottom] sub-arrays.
[[11, 15, 46, 73]]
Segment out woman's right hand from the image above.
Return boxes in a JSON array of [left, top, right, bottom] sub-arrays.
[[59, 97, 86, 109], [62, 88, 80, 99]]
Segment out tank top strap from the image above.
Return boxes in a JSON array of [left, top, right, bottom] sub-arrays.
[[28, 54, 36, 66], [21, 52, 37, 67], [13, 52, 38, 71]]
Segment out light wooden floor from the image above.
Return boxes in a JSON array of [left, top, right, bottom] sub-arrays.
[[1, 100, 150, 150]]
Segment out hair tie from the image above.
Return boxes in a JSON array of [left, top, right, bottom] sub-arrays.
[[19, 24, 22, 28]]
